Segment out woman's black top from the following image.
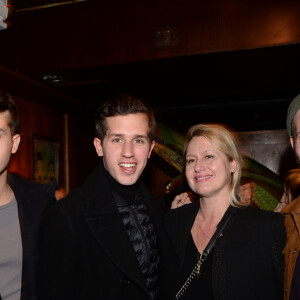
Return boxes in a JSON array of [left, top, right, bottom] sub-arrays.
[[177, 233, 214, 300]]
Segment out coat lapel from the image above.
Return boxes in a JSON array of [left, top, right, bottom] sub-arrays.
[[84, 163, 148, 293], [7, 174, 56, 299]]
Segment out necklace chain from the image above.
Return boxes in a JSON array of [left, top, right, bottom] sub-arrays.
[[176, 253, 205, 299]]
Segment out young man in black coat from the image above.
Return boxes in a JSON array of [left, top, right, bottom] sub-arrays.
[[39, 95, 178, 300], [0, 92, 56, 300]]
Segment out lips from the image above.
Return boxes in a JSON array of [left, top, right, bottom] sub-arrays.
[[119, 162, 137, 174], [195, 175, 212, 181]]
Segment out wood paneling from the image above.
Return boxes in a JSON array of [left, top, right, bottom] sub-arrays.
[[237, 129, 296, 177], [8, 0, 300, 74], [0, 65, 79, 112], [8, 97, 65, 187], [67, 113, 98, 190]]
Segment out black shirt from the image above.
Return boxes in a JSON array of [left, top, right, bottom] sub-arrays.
[[177, 234, 214, 299]]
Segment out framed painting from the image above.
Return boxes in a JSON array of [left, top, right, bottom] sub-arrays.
[[33, 136, 59, 186]]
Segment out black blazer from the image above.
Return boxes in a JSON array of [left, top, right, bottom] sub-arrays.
[[39, 162, 178, 300], [165, 201, 286, 300], [7, 173, 56, 300]]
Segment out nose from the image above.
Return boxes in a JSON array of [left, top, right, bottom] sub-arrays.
[[121, 141, 134, 157], [194, 160, 205, 172]]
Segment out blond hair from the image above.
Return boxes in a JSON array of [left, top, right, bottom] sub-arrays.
[[184, 123, 246, 207]]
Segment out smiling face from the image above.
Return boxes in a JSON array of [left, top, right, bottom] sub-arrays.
[[94, 113, 155, 185], [185, 136, 236, 200], [0, 111, 20, 177]]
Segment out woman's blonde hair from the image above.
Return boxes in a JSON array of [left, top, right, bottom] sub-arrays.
[[184, 123, 246, 207]]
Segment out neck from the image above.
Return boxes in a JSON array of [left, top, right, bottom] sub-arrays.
[[103, 167, 140, 204], [198, 195, 231, 224], [0, 171, 12, 206]]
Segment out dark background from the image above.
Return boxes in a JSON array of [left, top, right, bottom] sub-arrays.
[[2, 0, 300, 133], [2, 0, 300, 189]]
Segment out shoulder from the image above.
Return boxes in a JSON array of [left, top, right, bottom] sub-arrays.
[[232, 206, 285, 240], [235, 205, 284, 222], [165, 201, 199, 229], [9, 173, 56, 193], [282, 196, 300, 214], [8, 173, 56, 207], [167, 200, 198, 216], [44, 186, 87, 234], [56, 185, 86, 213], [225, 207, 286, 257]]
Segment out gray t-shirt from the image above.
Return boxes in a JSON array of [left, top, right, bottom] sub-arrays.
[[0, 197, 22, 300]]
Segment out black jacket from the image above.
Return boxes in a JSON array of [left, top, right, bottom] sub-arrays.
[[165, 201, 286, 300], [7, 173, 56, 300], [39, 162, 178, 300]]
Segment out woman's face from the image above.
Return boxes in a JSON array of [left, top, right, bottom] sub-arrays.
[[239, 182, 254, 204], [185, 136, 236, 200]]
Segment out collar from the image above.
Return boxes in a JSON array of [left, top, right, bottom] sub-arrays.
[[282, 197, 300, 215]]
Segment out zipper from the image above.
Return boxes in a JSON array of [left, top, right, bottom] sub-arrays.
[[130, 204, 151, 256]]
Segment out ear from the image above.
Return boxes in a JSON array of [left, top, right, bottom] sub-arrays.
[[148, 140, 155, 158], [94, 138, 103, 157], [11, 134, 20, 154], [290, 136, 295, 149], [230, 159, 238, 173]]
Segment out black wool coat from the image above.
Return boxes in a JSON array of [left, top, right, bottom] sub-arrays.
[[39, 162, 178, 300], [165, 201, 286, 300], [7, 173, 56, 300]]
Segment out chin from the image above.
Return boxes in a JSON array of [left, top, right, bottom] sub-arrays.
[[118, 177, 138, 186]]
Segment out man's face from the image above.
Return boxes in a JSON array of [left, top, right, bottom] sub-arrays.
[[0, 111, 20, 176], [290, 109, 300, 164], [94, 113, 155, 185]]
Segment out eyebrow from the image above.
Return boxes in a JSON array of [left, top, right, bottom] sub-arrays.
[[109, 133, 148, 139], [187, 150, 214, 155], [134, 135, 148, 139]]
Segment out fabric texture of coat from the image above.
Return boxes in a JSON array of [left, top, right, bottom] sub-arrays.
[[39, 161, 178, 300], [7, 173, 56, 300], [165, 201, 286, 300], [282, 197, 300, 300]]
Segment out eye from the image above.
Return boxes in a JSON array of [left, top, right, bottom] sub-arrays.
[[134, 139, 145, 144], [112, 138, 122, 143], [205, 155, 214, 160], [186, 158, 195, 165]]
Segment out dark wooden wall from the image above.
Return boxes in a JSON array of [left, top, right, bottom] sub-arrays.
[[9, 97, 65, 187], [1, 0, 300, 74], [68, 113, 98, 190]]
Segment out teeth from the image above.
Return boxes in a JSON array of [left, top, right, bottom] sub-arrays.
[[197, 175, 211, 180], [120, 163, 136, 168]]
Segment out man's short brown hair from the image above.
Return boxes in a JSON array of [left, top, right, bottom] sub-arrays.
[[0, 90, 19, 136], [95, 94, 156, 142]]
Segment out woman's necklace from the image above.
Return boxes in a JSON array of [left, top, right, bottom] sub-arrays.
[[197, 221, 212, 239], [196, 212, 217, 239]]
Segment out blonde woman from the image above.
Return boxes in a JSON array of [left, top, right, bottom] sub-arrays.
[[166, 124, 285, 300]]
